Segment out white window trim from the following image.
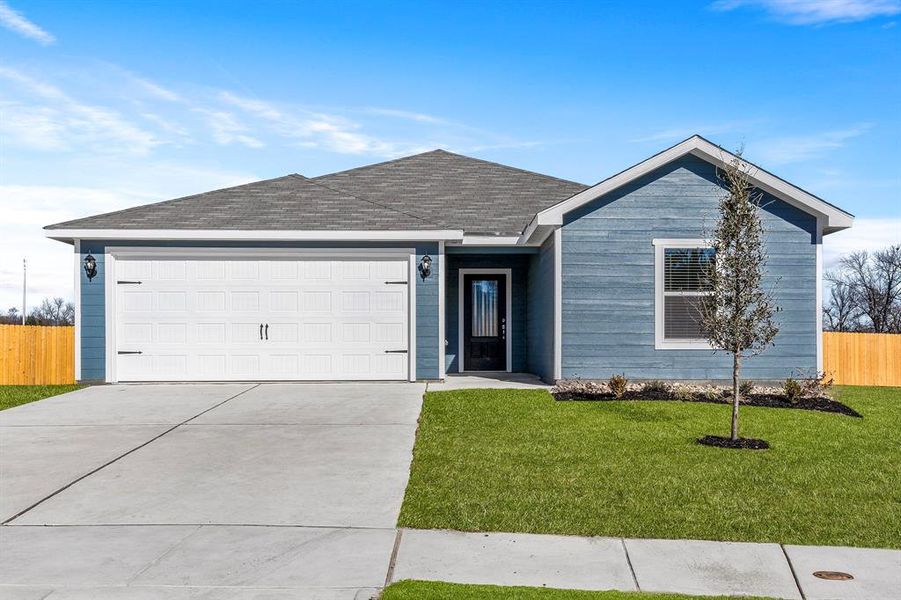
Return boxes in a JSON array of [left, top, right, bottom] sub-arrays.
[[103, 246, 418, 383], [457, 268, 513, 373], [653, 239, 715, 351]]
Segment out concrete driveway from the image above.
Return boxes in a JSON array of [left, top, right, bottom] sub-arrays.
[[0, 382, 425, 599]]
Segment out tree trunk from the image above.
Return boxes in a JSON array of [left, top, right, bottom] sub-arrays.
[[731, 352, 741, 441]]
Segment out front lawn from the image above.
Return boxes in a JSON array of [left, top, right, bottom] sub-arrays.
[[0, 385, 83, 411], [398, 386, 900, 548], [382, 581, 772, 600]]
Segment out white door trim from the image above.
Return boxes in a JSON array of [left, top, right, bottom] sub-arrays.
[[438, 241, 446, 379], [553, 228, 562, 381], [73, 240, 81, 381], [103, 246, 417, 383], [457, 268, 513, 373]]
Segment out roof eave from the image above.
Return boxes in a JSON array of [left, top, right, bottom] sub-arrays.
[[44, 228, 465, 243]]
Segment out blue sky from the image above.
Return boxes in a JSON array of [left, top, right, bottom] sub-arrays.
[[1, 0, 899, 309]]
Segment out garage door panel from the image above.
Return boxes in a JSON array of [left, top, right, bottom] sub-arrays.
[[115, 257, 409, 381], [196, 323, 226, 344]]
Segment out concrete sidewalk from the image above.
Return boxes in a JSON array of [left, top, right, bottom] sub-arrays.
[[389, 529, 901, 600]]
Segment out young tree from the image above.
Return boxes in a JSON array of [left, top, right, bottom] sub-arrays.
[[702, 153, 779, 442]]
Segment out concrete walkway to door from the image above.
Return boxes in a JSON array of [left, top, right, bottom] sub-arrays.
[[0, 382, 425, 599]]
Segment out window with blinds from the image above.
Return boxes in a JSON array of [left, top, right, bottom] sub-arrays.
[[663, 247, 714, 340]]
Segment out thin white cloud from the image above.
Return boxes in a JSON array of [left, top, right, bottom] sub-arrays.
[[751, 124, 872, 164], [824, 218, 901, 269], [132, 77, 183, 103], [712, 0, 901, 24], [219, 91, 427, 156], [0, 0, 55, 45], [194, 107, 264, 148], [0, 66, 161, 154], [364, 107, 448, 124]]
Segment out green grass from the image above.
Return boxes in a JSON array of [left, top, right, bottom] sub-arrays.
[[398, 385, 901, 548], [381, 581, 772, 600], [0, 385, 83, 411]]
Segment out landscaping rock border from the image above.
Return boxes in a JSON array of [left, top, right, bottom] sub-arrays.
[[553, 381, 862, 418]]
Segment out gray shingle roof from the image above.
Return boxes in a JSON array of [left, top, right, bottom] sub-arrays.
[[313, 150, 587, 235], [46, 150, 587, 234]]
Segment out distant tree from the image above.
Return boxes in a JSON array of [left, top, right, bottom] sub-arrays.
[[823, 279, 860, 332], [701, 152, 779, 442], [0, 307, 21, 325], [825, 244, 901, 333], [27, 297, 75, 326]]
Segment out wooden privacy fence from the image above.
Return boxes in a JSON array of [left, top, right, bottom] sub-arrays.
[[823, 332, 901, 387], [0, 325, 75, 385], [0, 326, 897, 387]]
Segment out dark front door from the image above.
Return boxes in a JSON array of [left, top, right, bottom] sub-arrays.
[[463, 273, 507, 371]]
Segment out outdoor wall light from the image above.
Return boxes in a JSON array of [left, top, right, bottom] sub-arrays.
[[83, 254, 97, 280], [419, 254, 432, 279]]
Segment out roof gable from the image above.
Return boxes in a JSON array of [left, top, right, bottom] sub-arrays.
[[528, 136, 853, 238]]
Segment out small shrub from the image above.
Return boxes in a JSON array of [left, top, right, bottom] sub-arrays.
[[640, 380, 672, 398], [799, 371, 834, 399], [609, 374, 628, 399], [672, 384, 694, 401], [552, 379, 607, 399], [739, 380, 754, 398], [783, 377, 803, 403], [701, 387, 722, 402]]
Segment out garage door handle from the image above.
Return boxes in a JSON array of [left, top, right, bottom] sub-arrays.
[[385, 281, 408, 285], [260, 324, 264, 340], [265, 324, 269, 340], [118, 351, 142, 355], [117, 280, 142, 285], [385, 349, 408, 353]]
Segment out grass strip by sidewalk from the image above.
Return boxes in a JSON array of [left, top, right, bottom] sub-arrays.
[[382, 581, 773, 599], [398, 385, 900, 548], [0, 385, 83, 411]]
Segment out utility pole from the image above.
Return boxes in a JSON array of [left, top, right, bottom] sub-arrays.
[[22, 258, 26, 325]]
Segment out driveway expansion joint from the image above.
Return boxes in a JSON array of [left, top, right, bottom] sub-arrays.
[[621, 537, 640, 591], [782, 542, 808, 600], [384, 527, 404, 586], [1, 383, 260, 525]]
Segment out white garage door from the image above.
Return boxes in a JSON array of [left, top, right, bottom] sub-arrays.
[[114, 257, 410, 381]]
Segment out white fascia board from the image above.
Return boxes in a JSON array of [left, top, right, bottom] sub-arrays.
[[460, 235, 526, 246], [45, 229, 464, 243], [534, 136, 853, 232]]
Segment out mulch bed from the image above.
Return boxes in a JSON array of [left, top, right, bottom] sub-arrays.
[[697, 435, 770, 450], [553, 391, 862, 418]]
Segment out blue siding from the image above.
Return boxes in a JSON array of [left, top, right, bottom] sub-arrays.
[[561, 155, 818, 381], [527, 234, 555, 382], [78, 241, 440, 381], [445, 254, 530, 373]]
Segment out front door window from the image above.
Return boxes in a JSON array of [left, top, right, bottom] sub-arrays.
[[463, 273, 507, 371], [471, 279, 499, 337]]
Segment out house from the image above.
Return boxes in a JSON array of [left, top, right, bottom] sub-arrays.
[[45, 135, 853, 383]]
